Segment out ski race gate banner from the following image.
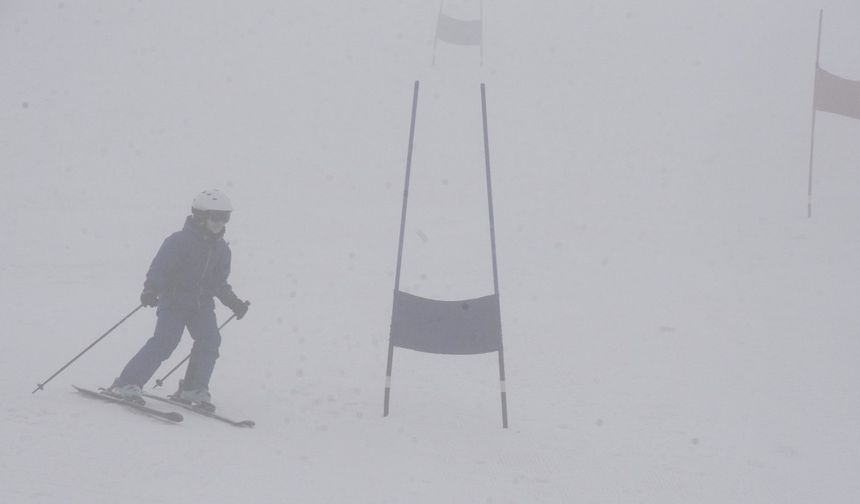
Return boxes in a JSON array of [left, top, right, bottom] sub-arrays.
[[806, 9, 860, 217], [382, 1, 508, 429], [382, 81, 509, 429]]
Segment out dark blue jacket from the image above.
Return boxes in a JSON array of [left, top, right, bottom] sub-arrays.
[[144, 216, 240, 312]]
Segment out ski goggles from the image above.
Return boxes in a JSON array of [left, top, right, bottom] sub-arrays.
[[206, 210, 231, 223]]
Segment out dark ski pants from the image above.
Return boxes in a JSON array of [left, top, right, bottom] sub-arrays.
[[114, 305, 221, 392]]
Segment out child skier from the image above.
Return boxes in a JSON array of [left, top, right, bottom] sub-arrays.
[[110, 189, 249, 410]]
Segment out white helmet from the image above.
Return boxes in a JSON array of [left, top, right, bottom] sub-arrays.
[[192, 189, 233, 212]]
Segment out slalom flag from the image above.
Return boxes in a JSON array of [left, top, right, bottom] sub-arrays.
[[432, 1, 484, 65], [384, 82, 508, 428], [814, 66, 860, 120], [806, 10, 860, 217], [390, 291, 502, 355], [436, 12, 482, 46]]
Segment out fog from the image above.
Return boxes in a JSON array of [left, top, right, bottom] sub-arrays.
[[3, 1, 860, 502]]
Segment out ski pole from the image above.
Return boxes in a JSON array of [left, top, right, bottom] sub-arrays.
[[153, 312, 238, 388], [32, 304, 144, 394]]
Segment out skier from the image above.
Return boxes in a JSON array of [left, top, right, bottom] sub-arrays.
[[110, 189, 249, 411]]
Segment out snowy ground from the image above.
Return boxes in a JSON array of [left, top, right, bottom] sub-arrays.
[[3, 1, 860, 503]]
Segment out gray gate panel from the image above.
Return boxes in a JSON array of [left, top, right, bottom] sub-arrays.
[[390, 290, 502, 355], [436, 13, 482, 46], [815, 66, 860, 120]]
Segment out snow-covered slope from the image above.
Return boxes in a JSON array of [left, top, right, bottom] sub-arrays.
[[3, 1, 860, 502]]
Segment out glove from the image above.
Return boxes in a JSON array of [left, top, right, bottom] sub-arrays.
[[230, 299, 250, 320], [140, 289, 158, 307]]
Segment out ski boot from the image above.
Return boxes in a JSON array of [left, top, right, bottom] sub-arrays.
[[171, 380, 216, 412], [108, 383, 145, 405]]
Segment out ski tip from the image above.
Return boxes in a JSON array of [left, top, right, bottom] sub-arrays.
[[167, 412, 185, 422], [236, 420, 255, 428]]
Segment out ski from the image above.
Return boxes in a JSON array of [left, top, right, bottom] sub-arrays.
[[141, 392, 255, 428], [73, 385, 184, 423]]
